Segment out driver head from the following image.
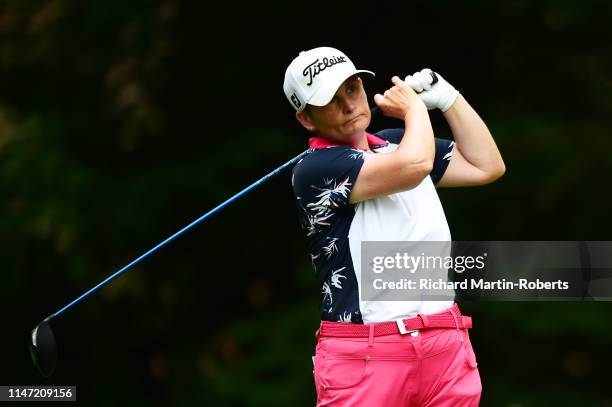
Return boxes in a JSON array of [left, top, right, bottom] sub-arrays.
[[30, 317, 57, 377]]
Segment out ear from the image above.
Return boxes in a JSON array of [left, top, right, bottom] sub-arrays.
[[295, 110, 316, 132]]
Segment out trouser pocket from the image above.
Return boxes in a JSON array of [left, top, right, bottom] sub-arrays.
[[315, 355, 370, 391], [462, 330, 478, 369]]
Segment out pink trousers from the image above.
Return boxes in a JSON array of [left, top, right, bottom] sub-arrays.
[[313, 314, 481, 406]]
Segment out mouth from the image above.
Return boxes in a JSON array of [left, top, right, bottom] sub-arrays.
[[345, 114, 364, 125]]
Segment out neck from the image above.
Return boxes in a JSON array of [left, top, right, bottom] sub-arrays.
[[336, 130, 368, 150], [353, 131, 369, 150], [309, 130, 386, 152]]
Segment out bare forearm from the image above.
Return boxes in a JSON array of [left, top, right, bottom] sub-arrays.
[[443, 95, 505, 175], [349, 104, 434, 202], [398, 103, 435, 166]]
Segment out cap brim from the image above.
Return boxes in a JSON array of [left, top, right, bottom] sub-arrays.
[[308, 69, 375, 107]]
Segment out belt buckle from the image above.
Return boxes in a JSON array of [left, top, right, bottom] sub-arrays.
[[395, 319, 419, 336]]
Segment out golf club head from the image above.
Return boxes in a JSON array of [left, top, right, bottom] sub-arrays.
[[30, 317, 57, 378]]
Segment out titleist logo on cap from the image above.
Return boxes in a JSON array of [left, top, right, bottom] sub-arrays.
[[302, 55, 347, 86]]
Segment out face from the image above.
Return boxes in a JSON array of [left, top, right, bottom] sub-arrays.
[[296, 75, 371, 145]]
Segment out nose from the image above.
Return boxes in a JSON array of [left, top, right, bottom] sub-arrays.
[[338, 95, 355, 114]]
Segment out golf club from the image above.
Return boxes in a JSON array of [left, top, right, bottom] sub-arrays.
[[29, 149, 309, 377], [30, 73, 438, 377]]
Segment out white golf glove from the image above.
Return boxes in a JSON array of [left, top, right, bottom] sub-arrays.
[[404, 68, 459, 112]]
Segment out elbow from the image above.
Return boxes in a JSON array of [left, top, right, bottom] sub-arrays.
[[399, 155, 434, 186], [489, 148, 506, 181], [421, 158, 434, 179], [493, 158, 506, 180], [415, 154, 435, 181], [483, 161, 506, 184]]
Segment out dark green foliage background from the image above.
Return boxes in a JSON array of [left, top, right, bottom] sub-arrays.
[[1, 0, 611, 405]]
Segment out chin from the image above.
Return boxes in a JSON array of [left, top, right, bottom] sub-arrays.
[[361, 115, 372, 130], [349, 115, 369, 132]]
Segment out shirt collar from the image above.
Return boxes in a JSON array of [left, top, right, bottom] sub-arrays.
[[308, 132, 388, 151]]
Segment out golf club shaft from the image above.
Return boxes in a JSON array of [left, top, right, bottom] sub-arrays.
[[48, 97, 403, 320], [50, 149, 310, 320]]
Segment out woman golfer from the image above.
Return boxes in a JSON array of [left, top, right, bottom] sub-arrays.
[[284, 47, 505, 406]]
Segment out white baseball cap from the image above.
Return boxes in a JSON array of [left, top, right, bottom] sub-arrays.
[[283, 47, 374, 111]]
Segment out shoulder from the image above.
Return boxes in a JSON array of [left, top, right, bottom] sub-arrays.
[[292, 146, 366, 194], [293, 146, 365, 176]]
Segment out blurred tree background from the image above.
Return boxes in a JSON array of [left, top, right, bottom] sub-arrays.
[[1, 0, 612, 405]]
